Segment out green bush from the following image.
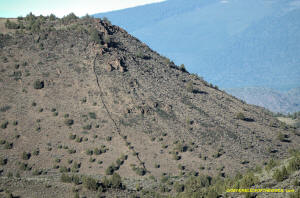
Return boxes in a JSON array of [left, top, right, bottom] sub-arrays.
[[120, 154, 127, 161], [49, 14, 56, 21], [101, 176, 111, 188], [83, 124, 92, 130], [136, 51, 146, 59], [88, 112, 96, 119], [94, 148, 101, 155], [64, 119, 74, 126], [178, 164, 185, 170], [5, 19, 20, 29], [71, 162, 81, 172], [61, 173, 72, 183], [273, 166, 289, 182], [173, 153, 181, 160], [159, 184, 169, 193], [135, 167, 146, 176], [106, 164, 115, 175], [33, 79, 44, 89], [277, 132, 286, 142], [236, 112, 245, 120], [102, 17, 111, 25], [265, 158, 278, 172], [75, 137, 83, 143], [240, 172, 258, 188], [186, 81, 193, 93], [74, 192, 79, 198], [175, 143, 188, 152], [293, 179, 299, 186], [287, 156, 300, 173], [82, 176, 98, 191], [22, 152, 31, 160], [32, 169, 42, 175], [100, 145, 107, 153], [7, 172, 13, 178], [5, 192, 13, 198], [72, 162, 81, 169], [68, 149, 76, 154], [72, 175, 81, 185], [111, 173, 122, 188], [0, 105, 11, 112], [179, 64, 187, 72], [174, 182, 185, 192], [4, 142, 13, 149], [61, 12, 78, 25], [103, 34, 110, 44], [59, 166, 70, 173], [86, 149, 93, 155], [0, 157, 7, 165], [69, 134, 76, 140], [106, 136, 112, 141], [116, 158, 123, 167], [207, 190, 219, 198], [1, 121, 9, 129], [89, 28, 101, 44]]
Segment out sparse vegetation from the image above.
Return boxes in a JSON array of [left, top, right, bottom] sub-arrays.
[[0, 157, 8, 165], [186, 81, 193, 93], [132, 166, 146, 176], [22, 152, 31, 160], [4, 142, 13, 149], [68, 148, 76, 154], [106, 136, 112, 141], [82, 176, 98, 191], [273, 166, 289, 182], [287, 155, 300, 173], [65, 119, 74, 126], [0, 12, 299, 198], [33, 79, 44, 89], [33, 149, 39, 156], [5, 19, 21, 29], [236, 112, 245, 120], [0, 105, 11, 112], [265, 158, 278, 172], [1, 121, 9, 129], [88, 112, 96, 119], [106, 164, 115, 175], [90, 28, 101, 44], [69, 134, 76, 140], [86, 149, 93, 155], [82, 124, 92, 130]]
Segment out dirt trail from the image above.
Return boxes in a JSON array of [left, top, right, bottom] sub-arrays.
[[91, 52, 147, 172]]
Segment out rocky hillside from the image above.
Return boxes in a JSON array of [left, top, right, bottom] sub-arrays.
[[0, 14, 299, 198], [94, 0, 300, 91]]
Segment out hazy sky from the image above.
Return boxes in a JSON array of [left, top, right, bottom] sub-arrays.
[[0, 0, 165, 18]]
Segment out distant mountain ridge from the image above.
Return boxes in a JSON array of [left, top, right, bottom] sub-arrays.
[[94, 0, 300, 91], [226, 87, 300, 114]]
